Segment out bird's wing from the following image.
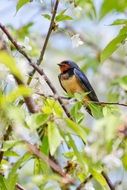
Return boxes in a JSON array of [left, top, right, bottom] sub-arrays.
[[58, 74, 67, 93], [74, 68, 99, 102]]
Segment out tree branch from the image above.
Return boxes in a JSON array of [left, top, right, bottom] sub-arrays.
[[0, 125, 12, 163], [65, 25, 125, 65], [76, 175, 92, 190], [76, 172, 115, 190], [0, 22, 72, 119], [36, 92, 127, 107], [16, 183, 26, 190], [27, 0, 59, 85], [102, 171, 115, 190], [92, 101, 127, 107], [26, 141, 75, 185], [0, 22, 115, 190]]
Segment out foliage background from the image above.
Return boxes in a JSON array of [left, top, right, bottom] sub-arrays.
[[0, 0, 127, 190]]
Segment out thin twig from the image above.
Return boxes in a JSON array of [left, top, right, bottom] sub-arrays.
[[0, 22, 72, 119], [27, 0, 59, 85], [14, 77, 39, 113], [102, 171, 115, 190], [66, 25, 125, 65], [0, 125, 12, 163], [16, 183, 26, 190], [76, 175, 92, 190], [36, 92, 71, 100], [36, 92, 127, 107], [0, 22, 115, 190], [26, 141, 75, 185], [92, 101, 127, 107]]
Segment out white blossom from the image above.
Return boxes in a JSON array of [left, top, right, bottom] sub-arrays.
[[102, 153, 122, 169], [84, 145, 93, 156], [84, 182, 95, 190], [18, 36, 32, 51], [74, 6, 82, 18], [6, 74, 15, 83], [71, 34, 84, 48]]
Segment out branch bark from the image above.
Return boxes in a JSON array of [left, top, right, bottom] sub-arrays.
[[0, 20, 115, 190], [0, 22, 72, 119], [0, 125, 12, 163], [36, 92, 127, 107], [26, 141, 75, 185], [27, 0, 59, 85], [65, 25, 125, 65], [16, 183, 26, 190], [102, 171, 115, 190]]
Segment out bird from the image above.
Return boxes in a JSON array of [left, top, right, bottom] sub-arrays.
[[58, 60, 99, 116]]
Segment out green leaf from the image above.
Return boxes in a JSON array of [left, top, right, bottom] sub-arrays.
[[65, 118, 87, 143], [42, 14, 51, 20], [118, 76, 127, 90], [40, 129, 49, 155], [56, 14, 73, 22], [34, 158, 42, 175], [89, 103, 103, 118], [101, 34, 127, 63], [71, 102, 84, 123], [42, 98, 63, 116], [63, 133, 86, 168], [16, 0, 30, 12], [0, 175, 8, 190], [91, 170, 108, 189], [4, 150, 19, 157], [17, 22, 33, 39], [122, 153, 127, 170], [26, 113, 49, 129], [39, 129, 51, 174], [2, 140, 22, 151], [0, 52, 23, 80], [7, 153, 31, 190], [100, 0, 127, 19], [0, 86, 32, 106], [56, 10, 73, 22], [48, 122, 62, 156], [111, 19, 127, 25], [75, 0, 96, 17]]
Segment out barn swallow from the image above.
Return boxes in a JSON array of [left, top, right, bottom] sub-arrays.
[[58, 60, 99, 116]]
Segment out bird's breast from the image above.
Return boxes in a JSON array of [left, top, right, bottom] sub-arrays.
[[60, 74, 84, 94]]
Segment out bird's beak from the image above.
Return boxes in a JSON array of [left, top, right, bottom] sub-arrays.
[[57, 63, 62, 66]]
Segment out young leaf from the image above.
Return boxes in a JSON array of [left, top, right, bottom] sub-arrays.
[[56, 10, 73, 22], [122, 153, 127, 170], [100, 0, 127, 19], [66, 134, 85, 167], [34, 158, 42, 175], [118, 76, 127, 90], [111, 19, 127, 26], [0, 86, 32, 106], [56, 14, 73, 22], [71, 102, 84, 123], [7, 153, 31, 190], [0, 175, 8, 190], [101, 34, 127, 63], [42, 14, 51, 20], [16, 0, 30, 12], [2, 140, 22, 151], [91, 169, 108, 189], [65, 118, 87, 143], [48, 122, 62, 156], [26, 113, 49, 129], [89, 103, 103, 118], [0, 52, 23, 80]]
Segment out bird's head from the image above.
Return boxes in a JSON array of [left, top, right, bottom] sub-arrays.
[[58, 60, 79, 73]]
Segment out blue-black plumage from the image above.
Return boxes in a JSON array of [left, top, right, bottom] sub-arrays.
[[58, 60, 99, 116]]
